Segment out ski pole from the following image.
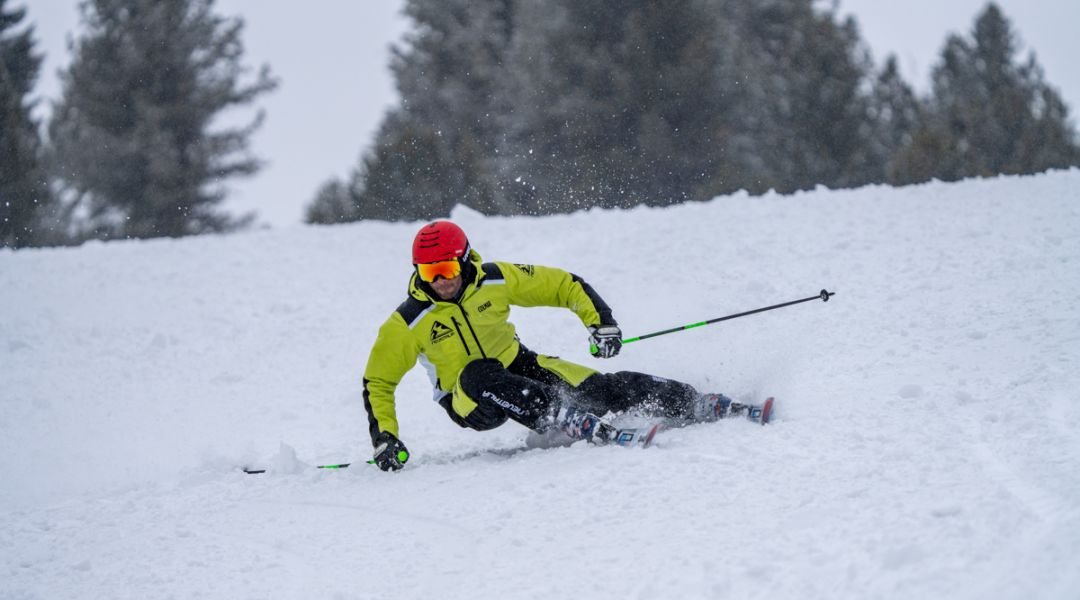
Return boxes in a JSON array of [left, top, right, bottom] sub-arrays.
[[243, 448, 412, 474], [243, 462, 352, 475], [600, 289, 834, 350], [243, 456, 407, 474]]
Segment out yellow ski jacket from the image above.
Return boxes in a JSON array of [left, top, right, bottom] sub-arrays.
[[362, 248, 615, 443]]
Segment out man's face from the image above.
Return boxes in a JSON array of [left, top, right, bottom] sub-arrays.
[[430, 274, 463, 300]]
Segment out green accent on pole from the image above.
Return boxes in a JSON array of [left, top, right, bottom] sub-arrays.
[[622, 336, 641, 344], [397, 450, 409, 463], [685, 321, 707, 329]]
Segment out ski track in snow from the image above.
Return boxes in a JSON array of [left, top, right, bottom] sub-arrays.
[[2, 171, 1079, 599]]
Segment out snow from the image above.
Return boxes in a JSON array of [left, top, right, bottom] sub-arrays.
[[2, 171, 1079, 599]]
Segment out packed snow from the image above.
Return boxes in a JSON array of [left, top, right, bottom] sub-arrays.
[[2, 171, 1079, 599]]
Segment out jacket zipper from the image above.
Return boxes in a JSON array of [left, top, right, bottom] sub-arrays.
[[456, 306, 488, 359], [450, 316, 472, 356]]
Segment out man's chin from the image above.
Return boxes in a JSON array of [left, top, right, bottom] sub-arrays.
[[434, 286, 459, 300]]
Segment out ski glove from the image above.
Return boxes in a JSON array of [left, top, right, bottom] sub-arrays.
[[588, 325, 623, 358], [372, 431, 410, 472]]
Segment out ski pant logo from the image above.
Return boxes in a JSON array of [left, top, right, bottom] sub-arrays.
[[482, 390, 526, 416], [616, 431, 636, 444]]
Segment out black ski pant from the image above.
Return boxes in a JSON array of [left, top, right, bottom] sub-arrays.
[[439, 345, 702, 432]]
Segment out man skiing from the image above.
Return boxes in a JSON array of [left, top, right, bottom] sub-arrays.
[[362, 220, 757, 471]]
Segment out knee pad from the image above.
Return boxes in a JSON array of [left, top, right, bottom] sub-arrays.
[[458, 358, 505, 391], [451, 359, 512, 430]]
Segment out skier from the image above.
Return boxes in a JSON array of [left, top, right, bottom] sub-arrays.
[[363, 220, 750, 471]]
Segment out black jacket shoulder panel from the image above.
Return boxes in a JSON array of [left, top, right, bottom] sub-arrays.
[[395, 295, 433, 327], [480, 262, 504, 285]]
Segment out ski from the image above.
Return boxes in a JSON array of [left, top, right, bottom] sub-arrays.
[[536, 407, 663, 449], [244, 398, 766, 474], [757, 397, 775, 424], [610, 423, 661, 448], [697, 393, 775, 425]]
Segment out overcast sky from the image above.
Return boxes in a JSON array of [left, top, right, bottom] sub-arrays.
[[26, 1, 1080, 228]]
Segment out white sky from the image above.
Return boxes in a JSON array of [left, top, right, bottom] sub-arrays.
[[24, 0, 1080, 228]]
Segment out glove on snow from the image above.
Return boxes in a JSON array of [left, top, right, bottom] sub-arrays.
[[372, 431, 410, 471]]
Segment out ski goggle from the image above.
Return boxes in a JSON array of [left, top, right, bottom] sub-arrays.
[[416, 259, 462, 282]]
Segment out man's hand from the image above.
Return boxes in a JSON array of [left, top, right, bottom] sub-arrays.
[[372, 431, 410, 471], [588, 325, 622, 358]]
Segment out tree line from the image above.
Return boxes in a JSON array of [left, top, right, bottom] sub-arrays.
[[307, 0, 1080, 223], [2, 0, 1078, 249]]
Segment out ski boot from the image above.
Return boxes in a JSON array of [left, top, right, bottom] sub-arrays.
[[553, 404, 659, 448], [692, 393, 734, 422], [555, 404, 617, 443], [693, 393, 774, 425], [740, 397, 774, 424]]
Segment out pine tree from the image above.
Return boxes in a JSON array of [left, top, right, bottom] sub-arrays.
[[357, 114, 472, 220], [869, 56, 922, 184], [305, 178, 357, 225], [0, 0, 53, 248], [327, 0, 516, 223], [730, 0, 881, 193], [891, 3, 1079, 183], [49, 0, 276, 241], [497, 0, 731, 212]]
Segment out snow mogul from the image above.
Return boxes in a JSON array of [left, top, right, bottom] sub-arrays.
[[362, 220, 762, 471]]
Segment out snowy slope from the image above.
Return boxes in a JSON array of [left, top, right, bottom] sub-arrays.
[[2, 171, 1079, 600]]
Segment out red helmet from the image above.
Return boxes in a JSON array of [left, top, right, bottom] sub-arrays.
[[412, 220, 469, 264]]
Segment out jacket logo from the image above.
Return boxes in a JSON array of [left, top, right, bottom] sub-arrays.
[[430, 321, 455, 344], [477, 300, 493, 313], [514, 264, 535, 276]]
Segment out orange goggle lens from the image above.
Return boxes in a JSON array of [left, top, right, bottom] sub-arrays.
[[416, 259, 462, 282]]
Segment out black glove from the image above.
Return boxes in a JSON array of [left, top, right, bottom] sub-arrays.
[[372, 431, 410, 472], [588, 325, 622, 358]]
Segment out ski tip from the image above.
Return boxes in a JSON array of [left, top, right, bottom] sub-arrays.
[[760, 397, 775, 425], [642, 423, 661, 448]]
